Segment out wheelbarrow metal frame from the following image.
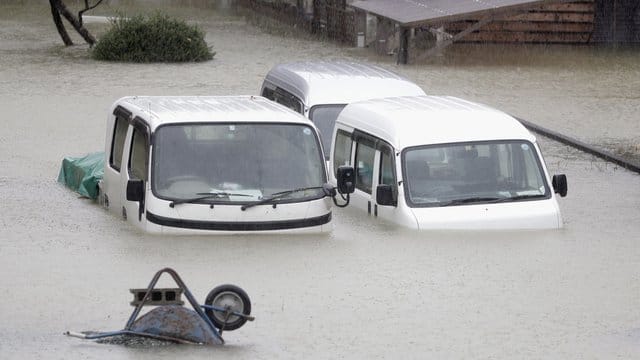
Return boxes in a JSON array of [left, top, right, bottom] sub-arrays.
[[65, 267, 225, 345]]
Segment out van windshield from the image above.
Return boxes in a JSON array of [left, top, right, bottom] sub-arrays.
[[309, 104, 346, 159], [152, 123, 326, 203], [402, 140, 550, 207]]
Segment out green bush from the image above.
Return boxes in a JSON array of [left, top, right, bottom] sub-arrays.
[[92, 12, 214, 62]]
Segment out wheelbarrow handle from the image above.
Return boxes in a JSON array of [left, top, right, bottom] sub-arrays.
[[64, 331, 88, 339]]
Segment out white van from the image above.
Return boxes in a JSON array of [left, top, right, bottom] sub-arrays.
[[260, 61, 426, 158], [328, 96, 568, 230], [101, 96, 351, 234]]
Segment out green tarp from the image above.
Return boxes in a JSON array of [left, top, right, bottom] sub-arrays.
[[57, 152, 105, 199]]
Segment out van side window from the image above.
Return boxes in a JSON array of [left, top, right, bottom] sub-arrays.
[[272, 88, 303, 114], [379, 147, 396, 186], [261, 87, 275, 100], [129, 128, 149, 181], [333, 130, 353, 177], [355, 141, 375, 194], [310, 105, 346, 159], [109, 116, 128, 171], [379, 147, 397, 203]]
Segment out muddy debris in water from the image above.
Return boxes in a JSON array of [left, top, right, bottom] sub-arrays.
[[92, 333, 178, 347]]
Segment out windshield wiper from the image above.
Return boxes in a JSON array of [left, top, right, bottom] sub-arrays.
[[240, 186, 326, 211], [169, 192, 253, 207], [440, 197, 502, 207], [440, 194, 547, 207], [488, 194, 547, 203]]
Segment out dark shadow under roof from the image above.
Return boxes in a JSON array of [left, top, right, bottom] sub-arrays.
[[350, 0, 573, 27]]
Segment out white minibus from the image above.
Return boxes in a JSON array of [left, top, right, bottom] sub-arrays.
[[328, 96, 568, 230], [260, 61, 426, 158], [101, 96, 351, 234]]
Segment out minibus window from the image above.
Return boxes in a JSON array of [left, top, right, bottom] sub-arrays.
[[152, 123, 326, 203], [273, 88, 303, 114], [379, 148, 397, 203], [333, 130, 353, 177], [355, 141, 375, 194], [379, 148, 395, 186], [403, 141, 549, 207], [110, 116, 128, 171], [129, 128, 149, 181], [309, 105, 346, 158], [262, 87, 275, 100]]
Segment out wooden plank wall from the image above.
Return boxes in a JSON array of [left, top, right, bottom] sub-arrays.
[[444, 1, 595, 44]]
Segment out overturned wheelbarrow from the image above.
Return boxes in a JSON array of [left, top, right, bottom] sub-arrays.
[[65, 268, 254, 345]]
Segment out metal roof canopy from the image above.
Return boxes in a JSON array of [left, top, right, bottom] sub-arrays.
[[350, 0, 577, 63], [350, 0, 575, 28]]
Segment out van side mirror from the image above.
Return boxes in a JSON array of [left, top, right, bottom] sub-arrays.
[[126, 179, 144, 202], [552, 174, 567, 197], [376, 184, 396, 206], [336, 166, 355, 194]]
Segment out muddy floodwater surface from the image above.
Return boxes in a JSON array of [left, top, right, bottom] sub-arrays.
[[0, 1, 639, 359]]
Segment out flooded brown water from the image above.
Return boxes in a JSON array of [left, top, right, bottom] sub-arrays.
[[0, 1, 639, 359]]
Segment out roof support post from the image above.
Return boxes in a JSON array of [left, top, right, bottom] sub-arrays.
[[355, 9, 367, 47], [397, 26, 410, 64], [375, 16, 396, 55]]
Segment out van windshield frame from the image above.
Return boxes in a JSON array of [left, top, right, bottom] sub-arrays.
[[150, 122, 327, 205], [401, 140, 551, 208]]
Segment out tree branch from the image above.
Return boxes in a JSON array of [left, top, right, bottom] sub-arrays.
[[50, 0, 74, 46], [50, 0, 96, 45], [78, 0, 105, 26]]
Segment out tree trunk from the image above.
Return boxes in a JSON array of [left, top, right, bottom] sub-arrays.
[[49, 0, 73, 46], [50, 0, 96, 46]]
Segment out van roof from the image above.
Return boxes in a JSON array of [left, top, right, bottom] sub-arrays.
[[263, 61, 426, 108], [336, 96, 536, 150], [113, 96, 311, 130]]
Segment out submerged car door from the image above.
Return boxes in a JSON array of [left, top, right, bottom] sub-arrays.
[[350, 131, 379, 215], [123, 119, 150, 229], [104, 107, 131, 215], [345, 130, 403, 221]]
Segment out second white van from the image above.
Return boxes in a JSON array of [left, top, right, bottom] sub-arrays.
[[260, 61, 426, 158], [328, 96, 568, 230]]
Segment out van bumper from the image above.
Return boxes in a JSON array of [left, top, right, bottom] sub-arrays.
[[146, 211, 331, 233]]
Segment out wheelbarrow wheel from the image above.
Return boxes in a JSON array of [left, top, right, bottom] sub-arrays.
[[204, 284, 251, 331]]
